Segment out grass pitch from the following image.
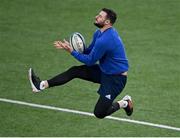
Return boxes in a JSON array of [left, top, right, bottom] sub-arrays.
[[0, 0, 180, 136]]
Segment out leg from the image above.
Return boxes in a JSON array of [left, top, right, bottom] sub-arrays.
[[28, 65, 101, 92], [94, 96, 120, 119], [47, 65, 101, 88], [94, 95, 133, 119], [94, 73, 133, 118]]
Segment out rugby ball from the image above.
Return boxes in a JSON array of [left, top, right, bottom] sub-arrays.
[[69, 32, 86, 53]]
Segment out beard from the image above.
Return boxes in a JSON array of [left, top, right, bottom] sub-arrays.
[[94, 22, 104, 28]]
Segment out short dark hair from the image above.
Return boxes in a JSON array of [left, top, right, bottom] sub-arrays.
[[102, 8, 117, 24]]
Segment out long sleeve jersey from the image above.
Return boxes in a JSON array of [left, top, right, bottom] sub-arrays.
[[71, 27, 129, 75]]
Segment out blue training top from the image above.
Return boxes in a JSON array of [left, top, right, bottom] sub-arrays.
[[71, 27, 129, 75]]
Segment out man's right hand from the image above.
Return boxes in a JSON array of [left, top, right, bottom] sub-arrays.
[[54, 40, 73, 53], [54, 41, 64, 49]]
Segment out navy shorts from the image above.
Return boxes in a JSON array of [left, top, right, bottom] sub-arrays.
[[77, 64, 127, 101], [98, 72, 127, 101]]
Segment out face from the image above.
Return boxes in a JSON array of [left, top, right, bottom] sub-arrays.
[[94, 11, 108, 28]]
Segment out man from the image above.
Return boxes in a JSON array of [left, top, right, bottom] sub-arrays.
[[29, 8, 133, 119]]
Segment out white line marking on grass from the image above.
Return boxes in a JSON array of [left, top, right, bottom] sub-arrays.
[[0, 98, 180, 132]]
